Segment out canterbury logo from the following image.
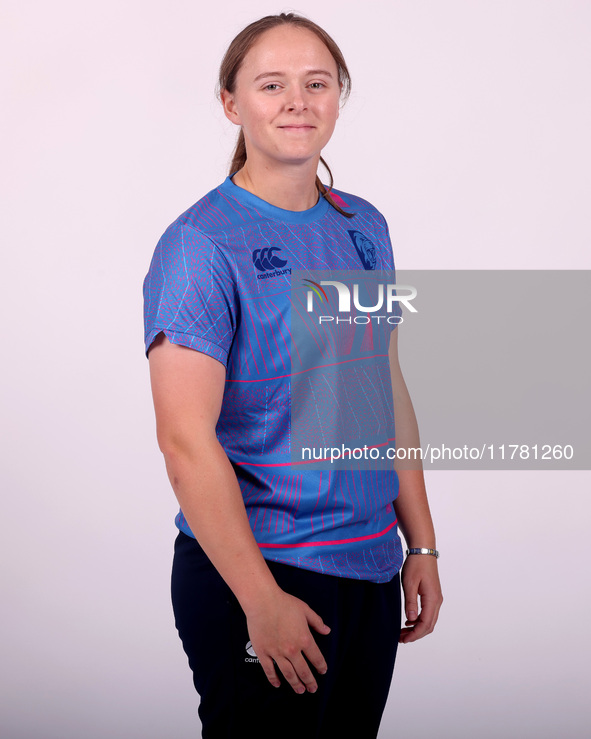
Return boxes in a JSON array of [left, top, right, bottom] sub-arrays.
[[252, 247, 288, 271], [245, 640, 259, 663], [245, 641, 257, 657]]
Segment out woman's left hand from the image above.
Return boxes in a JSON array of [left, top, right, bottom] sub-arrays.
[[399, 554, 443, 643]]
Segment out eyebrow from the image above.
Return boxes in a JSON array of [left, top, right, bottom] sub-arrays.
[[253, 69, 334, 82]]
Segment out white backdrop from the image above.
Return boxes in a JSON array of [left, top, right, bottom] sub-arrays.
[[1, 1, 590, 737]]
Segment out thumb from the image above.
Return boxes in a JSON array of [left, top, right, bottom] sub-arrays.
[[306, 606, 331, 635], [405, 590, 418, 623]]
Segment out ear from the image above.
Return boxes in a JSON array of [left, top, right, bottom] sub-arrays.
[[220, 89, 241, 125]]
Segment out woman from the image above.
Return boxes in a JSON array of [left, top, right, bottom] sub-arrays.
[[144, 12, 442, 738]]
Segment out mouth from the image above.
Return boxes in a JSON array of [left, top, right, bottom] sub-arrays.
[[278, 125, 315, 130]]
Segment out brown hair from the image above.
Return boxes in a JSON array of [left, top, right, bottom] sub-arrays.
[[217, 12, 355, 218]]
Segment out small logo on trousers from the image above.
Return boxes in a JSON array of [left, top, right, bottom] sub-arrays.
[[245, 640, 260, 663]]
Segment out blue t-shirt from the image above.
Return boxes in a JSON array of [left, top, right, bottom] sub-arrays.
[[144, 176, 403, 582]]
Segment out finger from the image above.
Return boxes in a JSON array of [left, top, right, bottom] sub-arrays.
[[404, 617, 431, 642], [290, 654, 319, 693], [258, 656, 281, 688], [418, 591, 443, 633], [275, 657, 307, 694], [400, 597, 440, 643], [399, 614, 431, 643], [399, 625, 415, 643], [302, 640, 328, 675], [305, 605, 331, 636], [403, 583, 419, 623]]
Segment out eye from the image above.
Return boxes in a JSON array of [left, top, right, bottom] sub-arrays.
[[309, 82, 325, 89], [263, 83, 280, 91]]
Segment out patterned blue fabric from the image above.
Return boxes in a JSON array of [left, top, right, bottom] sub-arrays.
[[144, 177, 403, 582]]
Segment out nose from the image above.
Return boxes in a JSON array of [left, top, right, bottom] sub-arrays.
[[286, 87, 307, 112]]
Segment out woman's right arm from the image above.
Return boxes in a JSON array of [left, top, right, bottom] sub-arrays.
[[148, 332, 330, 694]]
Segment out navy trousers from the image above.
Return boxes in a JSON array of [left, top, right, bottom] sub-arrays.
[[171, 531, 401, 738]]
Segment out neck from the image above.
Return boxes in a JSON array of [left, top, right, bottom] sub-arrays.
[[232, 159, 320, 211]]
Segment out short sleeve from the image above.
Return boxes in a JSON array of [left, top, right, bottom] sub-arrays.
[[378, 211, 395, 271], [143, 222, 237, 366], [378, 212, 403, 326]]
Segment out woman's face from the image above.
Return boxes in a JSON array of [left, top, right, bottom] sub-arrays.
[[222, 25, 342, 171]]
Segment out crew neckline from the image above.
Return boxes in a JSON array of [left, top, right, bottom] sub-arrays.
[[219, 175, 330, 224]]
